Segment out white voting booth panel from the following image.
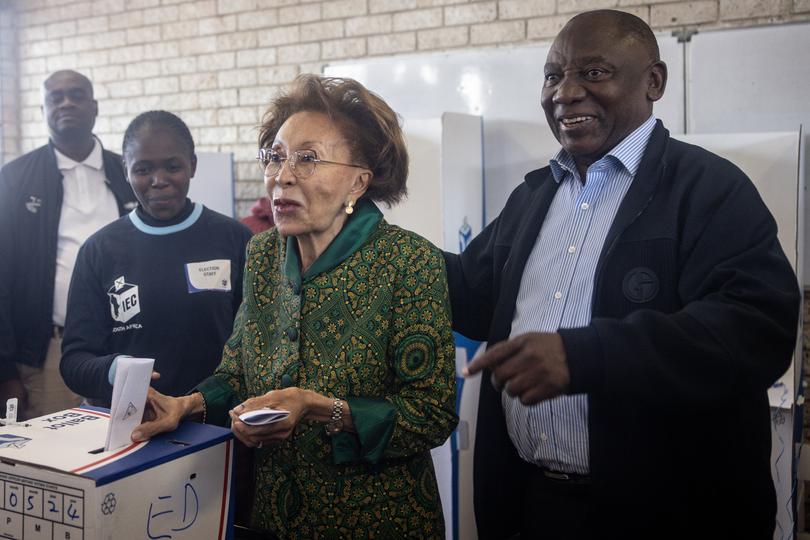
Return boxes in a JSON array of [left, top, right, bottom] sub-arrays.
[[457, 344, 485, 540], [368, 113, 483, 540], [188, 152, 235, 218], [0, 407, 234, 540]]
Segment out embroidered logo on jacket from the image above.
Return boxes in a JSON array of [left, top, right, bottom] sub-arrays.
[[622, 267, 659, 303], [108, 276, 141, 323], [25, 196, 42, 213]]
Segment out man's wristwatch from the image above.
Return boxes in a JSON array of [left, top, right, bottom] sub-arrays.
[[325, 398, 344, 436]]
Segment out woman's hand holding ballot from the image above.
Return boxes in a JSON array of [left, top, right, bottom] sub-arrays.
[[229, 387, 355, 448]]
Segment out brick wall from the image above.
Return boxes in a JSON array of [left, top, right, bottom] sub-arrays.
[[0, 4, 18, 163], [2, 0, 810, 216]]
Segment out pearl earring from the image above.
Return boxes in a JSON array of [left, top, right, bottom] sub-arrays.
[[345, 200, 354, 214]]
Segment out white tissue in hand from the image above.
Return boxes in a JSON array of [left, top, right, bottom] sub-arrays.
[[238, 408, 290, 426]]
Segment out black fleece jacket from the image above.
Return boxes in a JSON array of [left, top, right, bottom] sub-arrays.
[[0, 141, 136, 381]]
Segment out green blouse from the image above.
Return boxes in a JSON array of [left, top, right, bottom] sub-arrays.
[[198, 201, 458, 539]]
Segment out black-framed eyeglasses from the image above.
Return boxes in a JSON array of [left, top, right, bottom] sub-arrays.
[[256, 148, 368, 179]]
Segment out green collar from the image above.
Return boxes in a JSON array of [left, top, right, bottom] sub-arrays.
[[283, 200, 383, 291]]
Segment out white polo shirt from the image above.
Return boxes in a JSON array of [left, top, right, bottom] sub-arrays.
[[52, 140, 120, 327]]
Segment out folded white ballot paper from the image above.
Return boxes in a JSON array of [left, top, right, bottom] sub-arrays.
[[239, 407, 290, 426], [105, 356, 155, 451]]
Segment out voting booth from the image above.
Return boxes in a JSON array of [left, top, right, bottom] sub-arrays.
[[354, 112, 484, 540], [0, 407, 234, 540]]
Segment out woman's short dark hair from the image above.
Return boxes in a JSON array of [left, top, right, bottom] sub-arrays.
[[123, 110, 195, 161], [259, 75, 409, 206]]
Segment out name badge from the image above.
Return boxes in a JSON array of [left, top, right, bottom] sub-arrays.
[[185, 259, 232, 293]]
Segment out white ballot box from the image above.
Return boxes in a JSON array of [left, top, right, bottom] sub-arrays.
[[0, 407, 234, 540]]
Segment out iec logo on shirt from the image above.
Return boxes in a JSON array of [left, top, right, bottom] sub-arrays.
[[108, 276, 141, 323]]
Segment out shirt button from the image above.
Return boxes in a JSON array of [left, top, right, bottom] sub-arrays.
[[540, 433, 548, 441], [567, 245, 576, 254], [553, 291, 562, 300], [580, 202, 589, 210]]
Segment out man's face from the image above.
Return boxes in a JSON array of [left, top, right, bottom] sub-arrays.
[[541, 15, 665, 171], [42, 71, 98, 140]]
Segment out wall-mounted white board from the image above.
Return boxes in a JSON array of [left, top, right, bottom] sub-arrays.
[[687, 23, 810, 135], [325, 33, 684, 223], [189, 151, 235, 218]]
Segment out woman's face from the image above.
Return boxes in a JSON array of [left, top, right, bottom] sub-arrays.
[[125, 125, 196, 221], [265, 111, 369, 240]]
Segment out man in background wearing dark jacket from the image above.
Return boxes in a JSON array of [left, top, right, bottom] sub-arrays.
[[0, 70, 136, 420], [446, 10, 800, 540]]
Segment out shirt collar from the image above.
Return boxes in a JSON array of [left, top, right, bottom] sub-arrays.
[[549, 115, 657, 184], [53, 138, 103, 172], [283, 199, 383, 291], [129, 202, 204, 236]]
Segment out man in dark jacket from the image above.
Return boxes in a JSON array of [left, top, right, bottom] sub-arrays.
[[0, 70, 136, 420], [446, 10, 800, 540]]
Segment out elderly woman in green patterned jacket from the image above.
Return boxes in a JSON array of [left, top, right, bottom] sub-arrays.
[[132, 75, 458, 539]]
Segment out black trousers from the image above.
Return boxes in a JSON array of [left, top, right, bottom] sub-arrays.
[[520, 467, 594, 540]]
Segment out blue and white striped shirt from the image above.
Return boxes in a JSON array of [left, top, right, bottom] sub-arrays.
[[504, 115, 657, 474]]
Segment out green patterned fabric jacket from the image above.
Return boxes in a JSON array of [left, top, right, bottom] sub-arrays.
[[197, 201, 458, 539]]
